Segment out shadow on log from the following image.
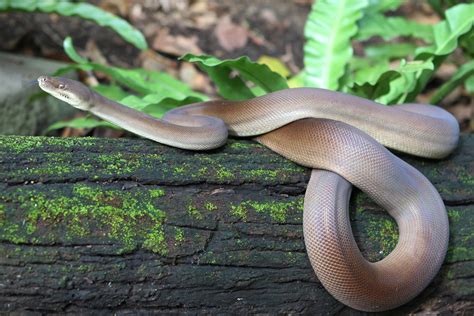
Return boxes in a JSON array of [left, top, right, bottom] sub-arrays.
[[0, 134, 472, 314]]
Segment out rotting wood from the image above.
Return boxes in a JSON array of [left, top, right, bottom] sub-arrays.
[[0, 134, 472, 314]]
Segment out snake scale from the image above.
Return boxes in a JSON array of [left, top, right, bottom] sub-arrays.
[[38, 76, 459, 311]]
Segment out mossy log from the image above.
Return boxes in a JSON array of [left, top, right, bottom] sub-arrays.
[[0, 134, 472, 314]]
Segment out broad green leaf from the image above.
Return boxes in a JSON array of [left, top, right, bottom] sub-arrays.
[[353, 60, 390, 86], [407, 3, 474, 100], [303, 0, 369, 90], [427, 0, 444, 17], [62, 37, 207, 101], [120, 94, 202, 117], [181, 54, 288, 92], [376, 60, 434, 104], [357, 14, 434, 42], [92, 84, 129, 101], [348, 57, 372, 72], [257, 55, 291, 78], [198, 63, 255, 100], [46, 117, 118, 132], [50, 38, 211, 132], [63, 37, 89, 64], [181, 55, 254, 100], [349, 69, 401, 101], [416, 3, 474, 56], [52, 64, 79, 77], [181, 54, 288, 100], [460, 31, 474, 56], [365, 43, 417, 60], [140, 69, 208, 100], [143, 97, 202, 118], [465, 74, 474, 93], [288, 72, 305, 88], [430, 60, 474, 104], [1, 0, 147, 50], [350, 59, 434, 104]]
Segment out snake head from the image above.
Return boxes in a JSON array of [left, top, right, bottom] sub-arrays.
[[38, 76, 94, 110]]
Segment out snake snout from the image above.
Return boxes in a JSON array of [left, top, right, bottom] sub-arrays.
[[37, 76, 57, 91], [38, 75, 51, 83]]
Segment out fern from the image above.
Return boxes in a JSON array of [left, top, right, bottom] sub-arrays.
[[303, 0, 368, 90], [0, 0, 147, 50]]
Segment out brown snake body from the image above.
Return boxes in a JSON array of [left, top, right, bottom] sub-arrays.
[[38, 76, 459, 311]]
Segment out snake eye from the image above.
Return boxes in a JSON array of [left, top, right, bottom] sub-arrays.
[[58, 84, 65, 89]]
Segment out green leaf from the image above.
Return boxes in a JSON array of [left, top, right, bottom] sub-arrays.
[[427, 0, 444, 17], [303, 0, 369, 90], [364, 43, 417, 60], [143, 97, 202, 118], [416, 3, 474, 56], [63, 37, 89, 64], [353, 60, 390, 86], [460, 30, 474, 56], [92, 84, 129, 101], [181, 54, 288, 100], [407, 3, 474, 100], [288, 72, 305, 88], [1, 0, 147, 50], [50, 38, 212, 131], [62, 38, 207, 101], [46, 117, 118, 133], [196, 62, 255, 100], [430, 60, 474, 104], [349, 69, 400, 100], [350, 59, 434, 104], [257, 55, 291, 78], [465, 74, 474, 93], [376, 60, 434, 104], [356, 14, 434, 42], [120, 94, 202, 117], [348, 57, 372, 72]]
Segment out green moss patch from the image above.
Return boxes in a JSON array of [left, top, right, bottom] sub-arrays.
[[231, 198, 303, 222], [0, 184, 169, 255], [446, 207, 474, 263], [364, 217, 399, 261], [187, 204, 203, 220], [0, 135, 101, 153]]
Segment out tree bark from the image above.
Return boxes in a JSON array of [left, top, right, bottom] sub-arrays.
[[0, 134, 472, 314]]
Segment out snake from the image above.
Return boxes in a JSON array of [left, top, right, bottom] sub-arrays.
[[38, 75, 459, 312]]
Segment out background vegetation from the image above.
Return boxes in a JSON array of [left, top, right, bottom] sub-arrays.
[[1, 0, 473, 132]]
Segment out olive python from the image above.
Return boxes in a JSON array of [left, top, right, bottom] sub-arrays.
[[38, 76, 459, 311]]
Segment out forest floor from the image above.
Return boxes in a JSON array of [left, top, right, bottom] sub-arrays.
[[0, 0, 471, 133]]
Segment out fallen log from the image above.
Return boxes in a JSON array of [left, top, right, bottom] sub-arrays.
[[0, 134, 472, 314]]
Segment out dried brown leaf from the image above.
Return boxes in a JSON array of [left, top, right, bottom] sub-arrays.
[[214, 15, 248, 52], [139, 49, 178, 74], [179, 62, 212, 93], [152, 28, 203, 56]]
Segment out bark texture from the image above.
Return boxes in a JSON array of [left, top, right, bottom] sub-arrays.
[[0, 134, 472, 314]]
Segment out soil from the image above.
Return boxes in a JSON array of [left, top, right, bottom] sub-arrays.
[[0, 0, 309, 68]]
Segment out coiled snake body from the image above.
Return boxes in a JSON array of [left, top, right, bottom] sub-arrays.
[[38, 76, 459, 312]]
